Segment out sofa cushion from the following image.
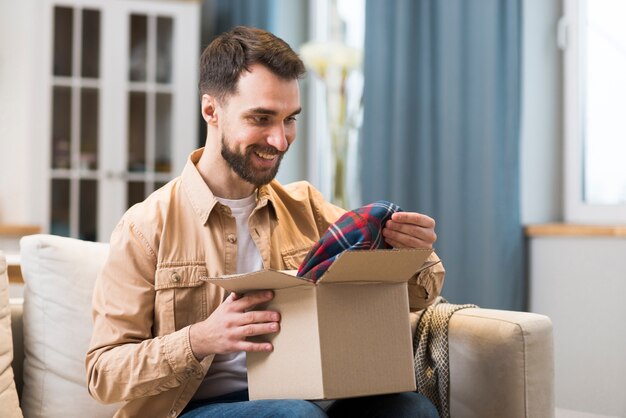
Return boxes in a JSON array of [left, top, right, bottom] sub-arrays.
[[0, 251, 23, 418], [19, 235, 120, 418]]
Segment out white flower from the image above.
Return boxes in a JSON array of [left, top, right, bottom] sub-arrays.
[[300, 41, 363, 79]]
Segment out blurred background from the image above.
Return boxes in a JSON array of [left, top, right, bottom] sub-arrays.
[[0, 1, 625, 417]]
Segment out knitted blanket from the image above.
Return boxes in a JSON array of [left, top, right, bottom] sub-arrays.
[[413, 297, 478, 418]]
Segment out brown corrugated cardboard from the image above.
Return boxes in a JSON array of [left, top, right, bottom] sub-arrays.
[[204, 248, 435, 400]]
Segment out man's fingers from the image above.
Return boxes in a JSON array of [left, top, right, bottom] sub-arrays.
[[237, 341, 274, 353], [385, 211, 437, 248], [390, 212, 435, 228], [383, 226, 435, 249], [232, 290, 274, 311], [240, 310, 281, 326], [239, 321, 280, 338], [383, 237, 403, 249], [384, 235, 433, 249], [385, 220, 427, 237], [383, 223, 436, 247]]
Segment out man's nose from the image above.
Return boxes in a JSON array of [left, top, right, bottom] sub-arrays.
[[266, 124, 289, 152]]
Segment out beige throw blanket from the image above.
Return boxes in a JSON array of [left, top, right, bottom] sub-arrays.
[[413, 297, 478, 418]]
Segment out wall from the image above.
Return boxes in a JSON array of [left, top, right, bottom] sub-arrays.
[[0, 2, 43, 227], [530, 236, 626, 418]]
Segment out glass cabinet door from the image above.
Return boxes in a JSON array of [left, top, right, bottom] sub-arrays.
[[50, 6, 100, 241], [126, 14, 175, 209]]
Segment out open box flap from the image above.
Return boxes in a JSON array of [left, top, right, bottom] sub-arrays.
[[203, 269, 312, 293], [318, 248, 434, 284], [203, 248, 436, 292]]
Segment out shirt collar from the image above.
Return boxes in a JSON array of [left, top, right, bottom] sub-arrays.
[[182, 148, 278, 224], [257, 183, 279, 221]]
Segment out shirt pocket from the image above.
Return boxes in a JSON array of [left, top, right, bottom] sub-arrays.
[[281, 243, 315, 270], [154, 263, 209, 335]]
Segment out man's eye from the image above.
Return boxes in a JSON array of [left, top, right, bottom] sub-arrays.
[[252, 116, 270, 124], [286, 116, 297, 123]]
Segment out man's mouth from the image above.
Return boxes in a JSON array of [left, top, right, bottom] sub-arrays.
[[254, 150, 278, 160]]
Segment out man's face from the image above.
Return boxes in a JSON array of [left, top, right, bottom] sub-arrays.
[[217, 64, 301, 187]]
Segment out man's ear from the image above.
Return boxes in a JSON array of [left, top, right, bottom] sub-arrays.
[[201, 94, 219, 125]]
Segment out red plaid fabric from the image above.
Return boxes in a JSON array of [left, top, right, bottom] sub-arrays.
[[297, 201, 402, 282]]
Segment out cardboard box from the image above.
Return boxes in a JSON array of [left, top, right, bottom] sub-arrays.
[[205, 248, 435, 400]]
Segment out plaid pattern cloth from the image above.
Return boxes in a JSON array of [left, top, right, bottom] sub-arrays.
[[297, 200, 402, 282]]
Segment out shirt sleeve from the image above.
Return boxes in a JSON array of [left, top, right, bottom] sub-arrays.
[[408, 251, 446, 311], [86, 219, 204, 404]]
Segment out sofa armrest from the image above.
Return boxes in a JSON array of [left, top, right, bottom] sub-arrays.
[[10, 298, 23, 399], [448, 308, 554, 418]]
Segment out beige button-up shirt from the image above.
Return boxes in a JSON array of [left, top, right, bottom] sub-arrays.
[[86, 148, 445, 417]]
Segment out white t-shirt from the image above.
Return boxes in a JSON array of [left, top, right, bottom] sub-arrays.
[[193, 193, 263, 399]]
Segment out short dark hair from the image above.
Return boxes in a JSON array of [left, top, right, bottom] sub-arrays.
[[198, 26, 306, 101]]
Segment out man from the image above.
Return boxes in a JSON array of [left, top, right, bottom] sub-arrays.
[[86, 26, 444, 418]]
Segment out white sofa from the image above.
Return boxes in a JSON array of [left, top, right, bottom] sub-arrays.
[[1, 234, 555, 418]]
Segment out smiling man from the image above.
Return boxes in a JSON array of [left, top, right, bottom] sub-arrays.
[[86, 26, 444, 418]]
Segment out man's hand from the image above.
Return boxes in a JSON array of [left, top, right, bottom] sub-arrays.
[[189, 290, 280, 361], [382, 212, 437, 249]]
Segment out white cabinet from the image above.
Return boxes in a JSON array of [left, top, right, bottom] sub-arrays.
[[41, 0, 199, 241]]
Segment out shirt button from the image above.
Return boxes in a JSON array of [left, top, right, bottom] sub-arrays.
[[169, 410, 177, 417], [171, 272, 181, 282], [227, 234, 237, 244]]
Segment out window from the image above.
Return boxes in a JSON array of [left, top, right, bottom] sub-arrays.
[[306, 0, 365, 206], [563, 0, 626, 223]]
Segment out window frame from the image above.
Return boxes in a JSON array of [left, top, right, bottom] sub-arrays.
[[563, 0, 626, 223]]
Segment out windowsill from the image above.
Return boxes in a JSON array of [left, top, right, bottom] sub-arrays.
[[0, 224, 41, 236], [525, 223, 626, 237]]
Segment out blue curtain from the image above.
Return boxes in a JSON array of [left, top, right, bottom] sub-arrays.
[[361, 0, 524, 310], [201, 0, 274, 45], [211, 0, 274, 34]]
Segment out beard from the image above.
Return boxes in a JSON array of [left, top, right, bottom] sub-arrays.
[[220, 134, 286, 186]]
